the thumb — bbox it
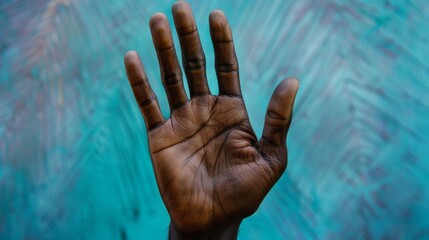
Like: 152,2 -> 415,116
260,77 -> 299,148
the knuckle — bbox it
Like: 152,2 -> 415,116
215,62 -> 238,72
184,57 -> 206,70
163,72 -> 182,85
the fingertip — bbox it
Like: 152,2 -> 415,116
209,9 -> 226,21
209,10 -> 232,41
262,77 -> 299,147
124,51 -> 143,74
124,53 -> 146,87
209,10 -> 227,28
124,50 -> 138,63
172,0 -> 196,33
281,77 -> 299,90
287,77 -> 299,86
149,12 -> 168,28
173,0 -> 188,5
275,77 -> 299,99
172,1 -> 190,13
149,13 -> 174,49
267,77 -> 300,117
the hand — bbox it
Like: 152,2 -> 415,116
124,1 -> 299,239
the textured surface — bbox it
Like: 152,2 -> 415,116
1,0 -> 429,239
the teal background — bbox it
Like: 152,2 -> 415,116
1,0 -> 429,239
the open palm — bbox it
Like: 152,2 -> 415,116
124,1 -> 299,238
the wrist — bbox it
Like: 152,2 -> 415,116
168,220 -> 242,240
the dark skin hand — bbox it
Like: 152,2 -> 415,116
124,2 -> 299,239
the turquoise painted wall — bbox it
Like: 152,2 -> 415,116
1,0 -> 429,239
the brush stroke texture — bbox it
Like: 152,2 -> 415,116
1,0 -> 429,239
